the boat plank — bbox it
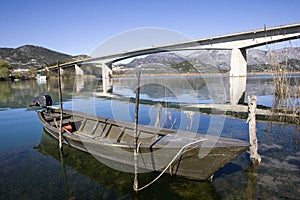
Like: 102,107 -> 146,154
106,125 -> 124,142
82,118 -> 98,135
92,121 -> 108,138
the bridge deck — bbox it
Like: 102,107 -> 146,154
41,22 -> 300,71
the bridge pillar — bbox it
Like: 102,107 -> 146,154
229,76 -> 246,104
229,48 -> 247,77
75,64 -> 84,76
229,48 -> 247,104
102,63 -> 113,93
102,63 -> 113,79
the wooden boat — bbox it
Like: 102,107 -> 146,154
37,108 -> 249,180
36,130 -> 222,199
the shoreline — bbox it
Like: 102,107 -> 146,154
2,71 -> 300,81
112,71 -> 300,78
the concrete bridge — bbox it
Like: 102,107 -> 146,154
43,23 -> 300,104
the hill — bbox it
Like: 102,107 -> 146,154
0,45 -> 87,69
1,45 -> 299,74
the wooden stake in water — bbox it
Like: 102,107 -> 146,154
57,62 -> 63,150
59,148 -> 70,198
133,71 -> 141,192
246,95 -> 261,166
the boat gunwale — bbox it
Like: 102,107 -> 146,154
38,109 -> 249,148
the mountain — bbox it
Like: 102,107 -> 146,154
1,45 -> 299,74
125,53 -> 187,68
187,50 -> 231,72
0,45 -> 86,69
118,47 -> 300,73
247,47 -> 300,72
120,53 -> 196,73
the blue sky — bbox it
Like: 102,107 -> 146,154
1,0 -> 299,55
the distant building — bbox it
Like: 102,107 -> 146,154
13,68 -> 29,73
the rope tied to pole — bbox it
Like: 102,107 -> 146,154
135,138 -> 207,192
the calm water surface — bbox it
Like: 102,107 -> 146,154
0,75 -> 299,199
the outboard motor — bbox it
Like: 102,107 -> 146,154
29,95 -> 53,107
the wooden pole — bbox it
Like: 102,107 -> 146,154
246,95 -> 261,166
133,71 -> 141,192
59,148 -> 70,198
57,61 -> 63,150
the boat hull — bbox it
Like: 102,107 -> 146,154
38,109 -> 249,180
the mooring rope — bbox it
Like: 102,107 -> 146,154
135,138 -> 207,191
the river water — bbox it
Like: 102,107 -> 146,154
0,75 -> 299,199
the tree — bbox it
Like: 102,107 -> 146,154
0,59 -> 12,80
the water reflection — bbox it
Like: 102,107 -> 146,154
1,75 -> 298,109
0,75 -> 299,199
109,76 -> 229,104
213,120 -> 300,199
0,80 -> 69,108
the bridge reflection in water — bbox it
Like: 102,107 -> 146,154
95,74 -> 249,111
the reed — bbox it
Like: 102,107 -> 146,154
267,44 -> 300,124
